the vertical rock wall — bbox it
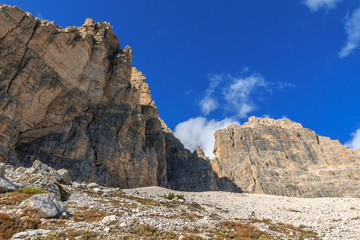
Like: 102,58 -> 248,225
0,4 -> 235,192
212,117 -> 360,197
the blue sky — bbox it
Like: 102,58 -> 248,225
2,0 -> 360,157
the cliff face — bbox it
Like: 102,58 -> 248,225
212,117 -> 360,197
0,4 -> 236,192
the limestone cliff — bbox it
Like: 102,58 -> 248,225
212,116 -> 360,197
0,4 -> 236,192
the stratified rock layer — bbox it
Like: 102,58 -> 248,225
0,4 -> 236,192
212,117 -> 360,197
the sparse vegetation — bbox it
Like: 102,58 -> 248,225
163,193 -> 185,201
176,194 -> 185,200
213,220 -> 269,239
112,192 -> 161,206
0,213 -> 41,239
0,187 -> 48,206
36,229 -> 98,240
72,209 -> 108,222
129,223 -> 178,239
164,192 -> 175,200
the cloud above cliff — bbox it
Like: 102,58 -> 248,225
174,117 -> 239,158
175,70 -> 295,158
303,0 -> 342,11
199,73 -> 268,118
199,74 -> 222,115
223,73 -> 267,118
339,8 -> 360,58
199,72 -> 294,119
346,129 -> 360,149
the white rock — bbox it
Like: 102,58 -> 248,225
87,182 -> 98,188
104,227 -> 110,233
58,169 -> 72,185
32,160 -> 61,182
0,177 -> 18,193
120,222 -> 127,227
11,229 -> 51,240
101,215 -> 118,225
93,188 -> 103,193
17,194 -> 67,218
72,182 -> 82,188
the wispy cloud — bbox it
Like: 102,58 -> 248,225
222,73 -> 267,118
174,117 -> 239,158
199,73 -> 293,119
303,0 -> 342,11
346,129 -> 360,149
199,74 -> 222,115
339,8 -> 360,58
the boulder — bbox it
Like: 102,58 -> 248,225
58,169 -> 72,185
17,194 -> 68,218
0,177 -> 18,193
23,176 -> 61,199
31,160 -> 61,182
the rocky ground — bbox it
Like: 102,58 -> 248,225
0,162 -> 360,240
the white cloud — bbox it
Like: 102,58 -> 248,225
339,8 -> 360,58
303,0 -> 342,11
223,73 -> 267,118
198,72 -> 294,119
346,129 -> 360,149
174,117 -> 239,158
199,74 -> 223,115
199,96 -> 218,115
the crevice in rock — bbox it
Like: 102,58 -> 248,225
6,20 -> 40,95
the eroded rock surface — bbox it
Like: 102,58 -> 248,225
212,116 -> 360,197
0,4 -> 233,192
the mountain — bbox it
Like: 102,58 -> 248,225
1,4 -> 360,198
211,116 -> 360,197
0,4 -> 237,192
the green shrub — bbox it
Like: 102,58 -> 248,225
176,194 -> 185,200
163,193 -> 175,200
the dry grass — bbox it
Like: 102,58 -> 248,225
0,187 -> 48,206
36,229 -> 97,240
128,223 -> 178,240
212,220 -> 270,239
250,219 -> 321,240
0,213 -> 41,239
112,192 -> 161,206
72,209 -> 108,222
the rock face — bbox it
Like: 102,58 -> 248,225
212,116 -> 360,197
0,4 -> 235,192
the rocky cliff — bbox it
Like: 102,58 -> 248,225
211,116 -> 360,197
0,4 -> 236,192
